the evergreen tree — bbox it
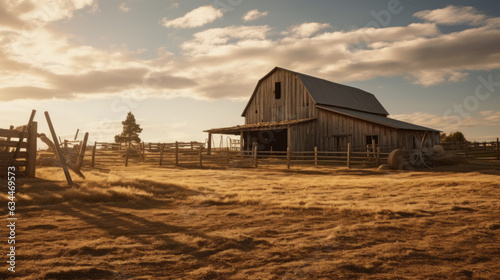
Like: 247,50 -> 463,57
115,112 -> 143,146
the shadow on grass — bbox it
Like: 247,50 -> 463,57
0,178 -> 204,213
58,203 -> 267,261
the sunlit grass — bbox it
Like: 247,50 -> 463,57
0,164 -> 498,279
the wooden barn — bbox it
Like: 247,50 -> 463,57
205,67 -> 440,153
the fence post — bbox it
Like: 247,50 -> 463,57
125,142 -> 129,167
141,142 -> 145,159
91,141 -> 96,168
465,142 -> 469,158
226,147 -> 230,167
376,147 -> 381,166
26,121 -> 37,178
372,139 -> 376,158
200,146 -> 203,167
45,111 -> 73,186
175,141 -> 179,166
253,145 -> 258,168
347,142 -> 351,169
75,132 -> 88,171
497,138 -> 499,160
287,147 -> 291,169
159,144 -> 165,166
314,146 -> 318,168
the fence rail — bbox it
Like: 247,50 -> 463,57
85,141 -> 388,169
442,139 -> 500,159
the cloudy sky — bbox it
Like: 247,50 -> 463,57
1,0 -> 500,146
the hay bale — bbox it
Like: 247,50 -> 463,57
433,145 -> 445,157
387,149 -> 411,170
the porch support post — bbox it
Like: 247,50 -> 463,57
207,132 -> 212,155
240,131 -> 244,155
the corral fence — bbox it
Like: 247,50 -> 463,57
0,122 -> 37,177
442,139 -> 500,160
85,141 -> 389,169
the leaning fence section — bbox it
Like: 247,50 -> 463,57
0,122 -> 37,177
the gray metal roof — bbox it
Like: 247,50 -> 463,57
292,70 -> 389,116
241,67 -> 389,116
317,105 -> 440,132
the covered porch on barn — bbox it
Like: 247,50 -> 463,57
204,118 -> 316,155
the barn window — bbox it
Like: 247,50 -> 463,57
366,135 -> 379,146
274,82 -> 281,99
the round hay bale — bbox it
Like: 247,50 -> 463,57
387,149 -> 402,169
432,145 -> 445,157
387,149 -> 411,170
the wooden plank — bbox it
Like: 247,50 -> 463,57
175,141 -> 179,166
253,144 -> 258,168
125,142 -> 129,167
314,146 -> 318,168
0,140 -> 29,149
25,121 -> 37,178
207,133 -> 212,155
287,147 -> 290,169
45,111 -> 73,186
0,151 -> 28,159
75,132 -> 89,171
0,161 -> 27,167
0,128 -> 28,139
199,147 -> 203,167
347,142 -> 351,168
12,110 -> 36,167
497,138 -> 499,160
91,141 -> 97,168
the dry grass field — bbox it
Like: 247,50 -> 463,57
1,161 -> 499,279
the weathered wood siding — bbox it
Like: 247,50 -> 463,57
244,69 -> 317,124
288,121 -> 316,152
316,109 -> 439,151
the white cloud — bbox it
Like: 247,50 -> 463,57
2,4 -> 500,103
284,22 -> 331,38
161,5 -> 223,29
242,9 -> 268,22
119,3 -> 130,12
0,0 -> 95,30
414,5 -> 487,26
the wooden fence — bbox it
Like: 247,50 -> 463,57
84,141 -> 388,169
442,139 -> 500,160
0,122 -> 37,177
